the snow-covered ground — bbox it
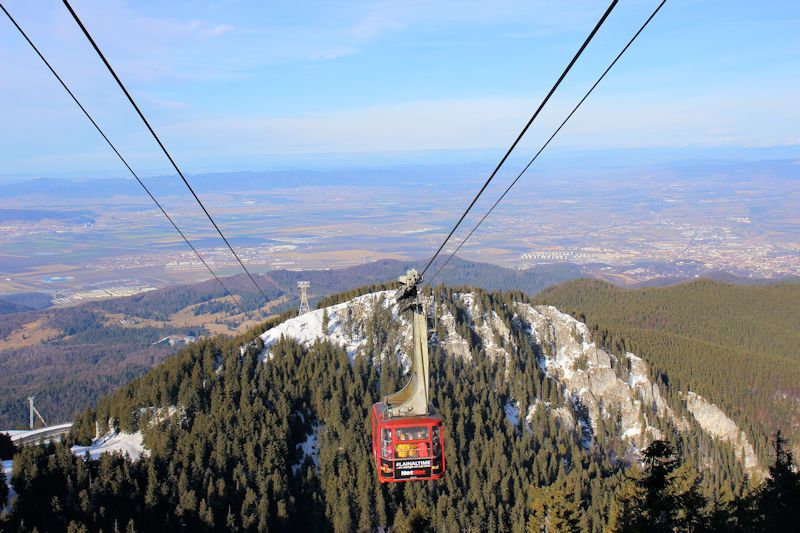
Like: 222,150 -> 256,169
292,422 -> 321,475
259,291 -> 397,363
71,431 -> 148,460
504,400 -> 521,427
1,432 -> 147,509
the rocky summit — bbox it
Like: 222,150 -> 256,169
259,289 -> 762,473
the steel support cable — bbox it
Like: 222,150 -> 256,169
428,0 -> 668,285
419,0 -> 618,278
0,3 -> 251,320
62,0 -> 270,303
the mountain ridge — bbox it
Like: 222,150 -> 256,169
256,289 -> 762,474
4,282 -> 792,531
0,258 -> 583,427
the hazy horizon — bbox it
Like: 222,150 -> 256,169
2,143 -> 799,185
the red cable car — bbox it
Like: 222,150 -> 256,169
371,269 -> 446,483
371,403 -> 445,482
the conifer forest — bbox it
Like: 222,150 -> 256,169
2,282 -> 799,532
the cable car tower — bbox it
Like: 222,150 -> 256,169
297,281 -> 311,314
384,269 -> 430,417
371,269 -> 445,482
28,395 -> 47,429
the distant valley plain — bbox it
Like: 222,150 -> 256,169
1,158 -> 798,301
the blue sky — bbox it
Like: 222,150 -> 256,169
1,0 -> 799,180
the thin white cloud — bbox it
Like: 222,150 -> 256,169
163,97 -> 532,156
195,22 -> 236,38
350,10 -> 407,40
157,85 -> 800,159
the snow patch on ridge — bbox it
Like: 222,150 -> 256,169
626,353 -> 650,388
437,305 -> 472,361
514,303 -> 672,446
72,431 -> 148,460
259,291 -> 399,363
511,302 -> 761,471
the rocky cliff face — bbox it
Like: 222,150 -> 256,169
685,391 -> 760,470
258,290 -> 761,472
260,291 -> 407,364
513,303 -> 673,444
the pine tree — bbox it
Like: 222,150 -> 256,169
240,487 -> 258,530
610,441 -> 707,532
529,480 -> 582,532
66,521 -> 90,533
392,504 -> 431,533
226,507 -> 238,531
0,432 -> 15,460
199,498 -> 215,528
757,431 -> 800,531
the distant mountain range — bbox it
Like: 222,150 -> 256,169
1,165 -> 481,200
2,256 -> 790,318
4,157 -> 798,199
0,208 -> 95,224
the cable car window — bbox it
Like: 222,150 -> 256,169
381,429 -> 392,459
395,427 -> 431,459
396,427 -> 428,441
432,425 -> 441,457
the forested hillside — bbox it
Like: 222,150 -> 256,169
5,285 -> 799,531
0,258 -> 580,428
0,305 -> 207,428
535,279 -> 800,462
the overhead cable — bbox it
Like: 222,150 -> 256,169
428,0 -> 668,285
62,0 -> 271,303
420,0 -> 619,278
0,2 -> 251,319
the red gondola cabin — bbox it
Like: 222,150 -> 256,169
371,402 -> 445,482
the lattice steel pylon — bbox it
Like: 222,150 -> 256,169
297,281 -> 311,314
28,396 -> 46,429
